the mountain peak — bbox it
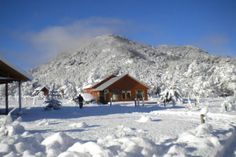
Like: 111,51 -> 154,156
93,34 -> 132,43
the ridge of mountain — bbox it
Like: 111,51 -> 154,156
25,34 -> 236,98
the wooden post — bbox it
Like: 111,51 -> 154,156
200,114 -> 205,124
5,83 -> 8,115
18,81 -> 22,113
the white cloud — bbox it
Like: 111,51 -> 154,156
196,34 -> 234,56
204,35 -> 229,47
28,17 -> 129,59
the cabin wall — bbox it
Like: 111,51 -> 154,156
84,75 -> 148,103
106,75 -> 148,102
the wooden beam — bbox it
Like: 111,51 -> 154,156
18,81 -> 22,113
5,83 -> 8,115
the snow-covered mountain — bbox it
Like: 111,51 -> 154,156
27,34 -> 236,98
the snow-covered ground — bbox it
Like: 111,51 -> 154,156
0,97 -> 236,157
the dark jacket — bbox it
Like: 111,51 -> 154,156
77,95 -> 84,103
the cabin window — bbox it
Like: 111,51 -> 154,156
126,91 -> 131,99
121,90 -> 131,100
122,91 -> 126,100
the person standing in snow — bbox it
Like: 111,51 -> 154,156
77,94 -> 84,109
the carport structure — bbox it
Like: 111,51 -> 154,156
0,56 -> 31,114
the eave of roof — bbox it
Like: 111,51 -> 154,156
0,55 -> 32,81
0,76 -> 15,84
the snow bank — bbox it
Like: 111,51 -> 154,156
164,123 -> 235,157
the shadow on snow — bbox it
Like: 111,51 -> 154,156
21,104 -> 184,122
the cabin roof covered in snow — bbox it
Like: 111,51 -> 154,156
93,74 -> 149,91
94,74 -> 127,91
34,86 -> 48,91
0,55 -> 32,83
84,74 -> 117,89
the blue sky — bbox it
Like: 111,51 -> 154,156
0,0 -> 235,70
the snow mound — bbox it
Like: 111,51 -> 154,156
0,119 -> 45,157
164,145 -> 186,157
97,135 -> 159,157
0,116 -> 25,137
167,124 -> 223,157
69,122 -> 88,128
61,141 -> 111,157
59,134 -> 159,157
136,115 -> 152,123
41,132 -> 75,157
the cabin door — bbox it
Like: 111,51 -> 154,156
136,90 -> 144,100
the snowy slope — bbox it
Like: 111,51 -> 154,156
24,35 -> 236,97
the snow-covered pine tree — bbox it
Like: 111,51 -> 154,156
43,85 -> 62,110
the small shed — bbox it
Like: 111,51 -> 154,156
84,74 -> 149,103
0,56 -> 32,114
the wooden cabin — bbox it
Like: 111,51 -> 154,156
32,86 -> 49,97
84,74 -> 149,103
0,56 -> 31,114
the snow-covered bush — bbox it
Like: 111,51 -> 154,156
221,100 -> 232,112
221,97 -> 236,112
159,87 -> 182,106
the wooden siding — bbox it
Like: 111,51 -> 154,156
84,74 -> 148,103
